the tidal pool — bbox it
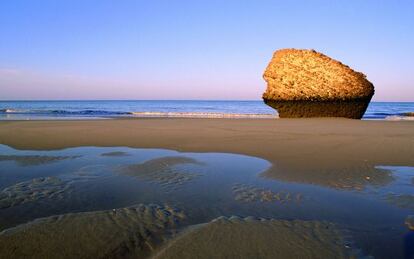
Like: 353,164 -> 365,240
0,144 -> 413,258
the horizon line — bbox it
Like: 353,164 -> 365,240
0,99 -> 413,103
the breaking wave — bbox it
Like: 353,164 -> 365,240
0,109 -> 132,116
130,112 -> 276,118
0,108 -> 276,119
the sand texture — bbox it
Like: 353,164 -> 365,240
232,183 -> 302,203
262,163 -> 394,191
72,164 -> 109,179
0,154 -> 80,166
0,119 -> 413,258
0,119 -> 413,189
384,193 -> 414,210
0,177 -> 70,209
120,157 -> 202,188
154,216 -> 351,259
0,204 -> 185,259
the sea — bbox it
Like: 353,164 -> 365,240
0,100 -> 413,120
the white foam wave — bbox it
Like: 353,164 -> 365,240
0,109 -> 19,113
385,115 -> 414,121
130,112 -> 277,118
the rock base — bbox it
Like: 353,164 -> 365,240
264,98 -> 371,119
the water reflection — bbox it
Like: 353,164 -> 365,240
0,144 -> 413,258
261,163 -> 394,191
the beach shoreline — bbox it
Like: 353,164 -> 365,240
1,118 -> 413,172
1,118 -> 414,258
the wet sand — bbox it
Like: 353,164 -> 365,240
0,204 -> 185,259
232,183 -> 303,203
0,118 -> 413,180
0,205 -> 354,259
119,156 -> 203,189
0,118 -> 414,258
153,216 -> 352,259
0,154 -> 80,167
0,177 -> 70,209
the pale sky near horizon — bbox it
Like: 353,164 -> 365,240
1,1 -> 413,101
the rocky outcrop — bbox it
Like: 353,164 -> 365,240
263,49 -> 374,118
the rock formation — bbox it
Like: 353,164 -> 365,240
263,49 -> 374,118
404,112 -> 414,117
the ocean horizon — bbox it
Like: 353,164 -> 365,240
0,100 -> 413,120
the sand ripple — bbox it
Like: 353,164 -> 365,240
384,193 -> 414,210
0,204 -> 185,259
232,183 -> 302,203
0,154 -> 80,167
154,216 -> 353,259
120,157 -> 203,189
262,163 -> 394,191
0,177 -> 70,209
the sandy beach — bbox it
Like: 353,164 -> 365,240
1,118 -> 414,192
1,118 -> 414,258
0,118 -> 413,172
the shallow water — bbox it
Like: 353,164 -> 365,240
0,144 -> 413,258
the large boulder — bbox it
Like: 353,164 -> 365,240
263,49 -> 374,119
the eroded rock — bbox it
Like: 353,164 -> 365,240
262,49 -> 374,118
403,112 -> 414,117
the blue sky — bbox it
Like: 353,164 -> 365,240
1,0 -> 413,100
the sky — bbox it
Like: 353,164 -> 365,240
0,0 -> 413,101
